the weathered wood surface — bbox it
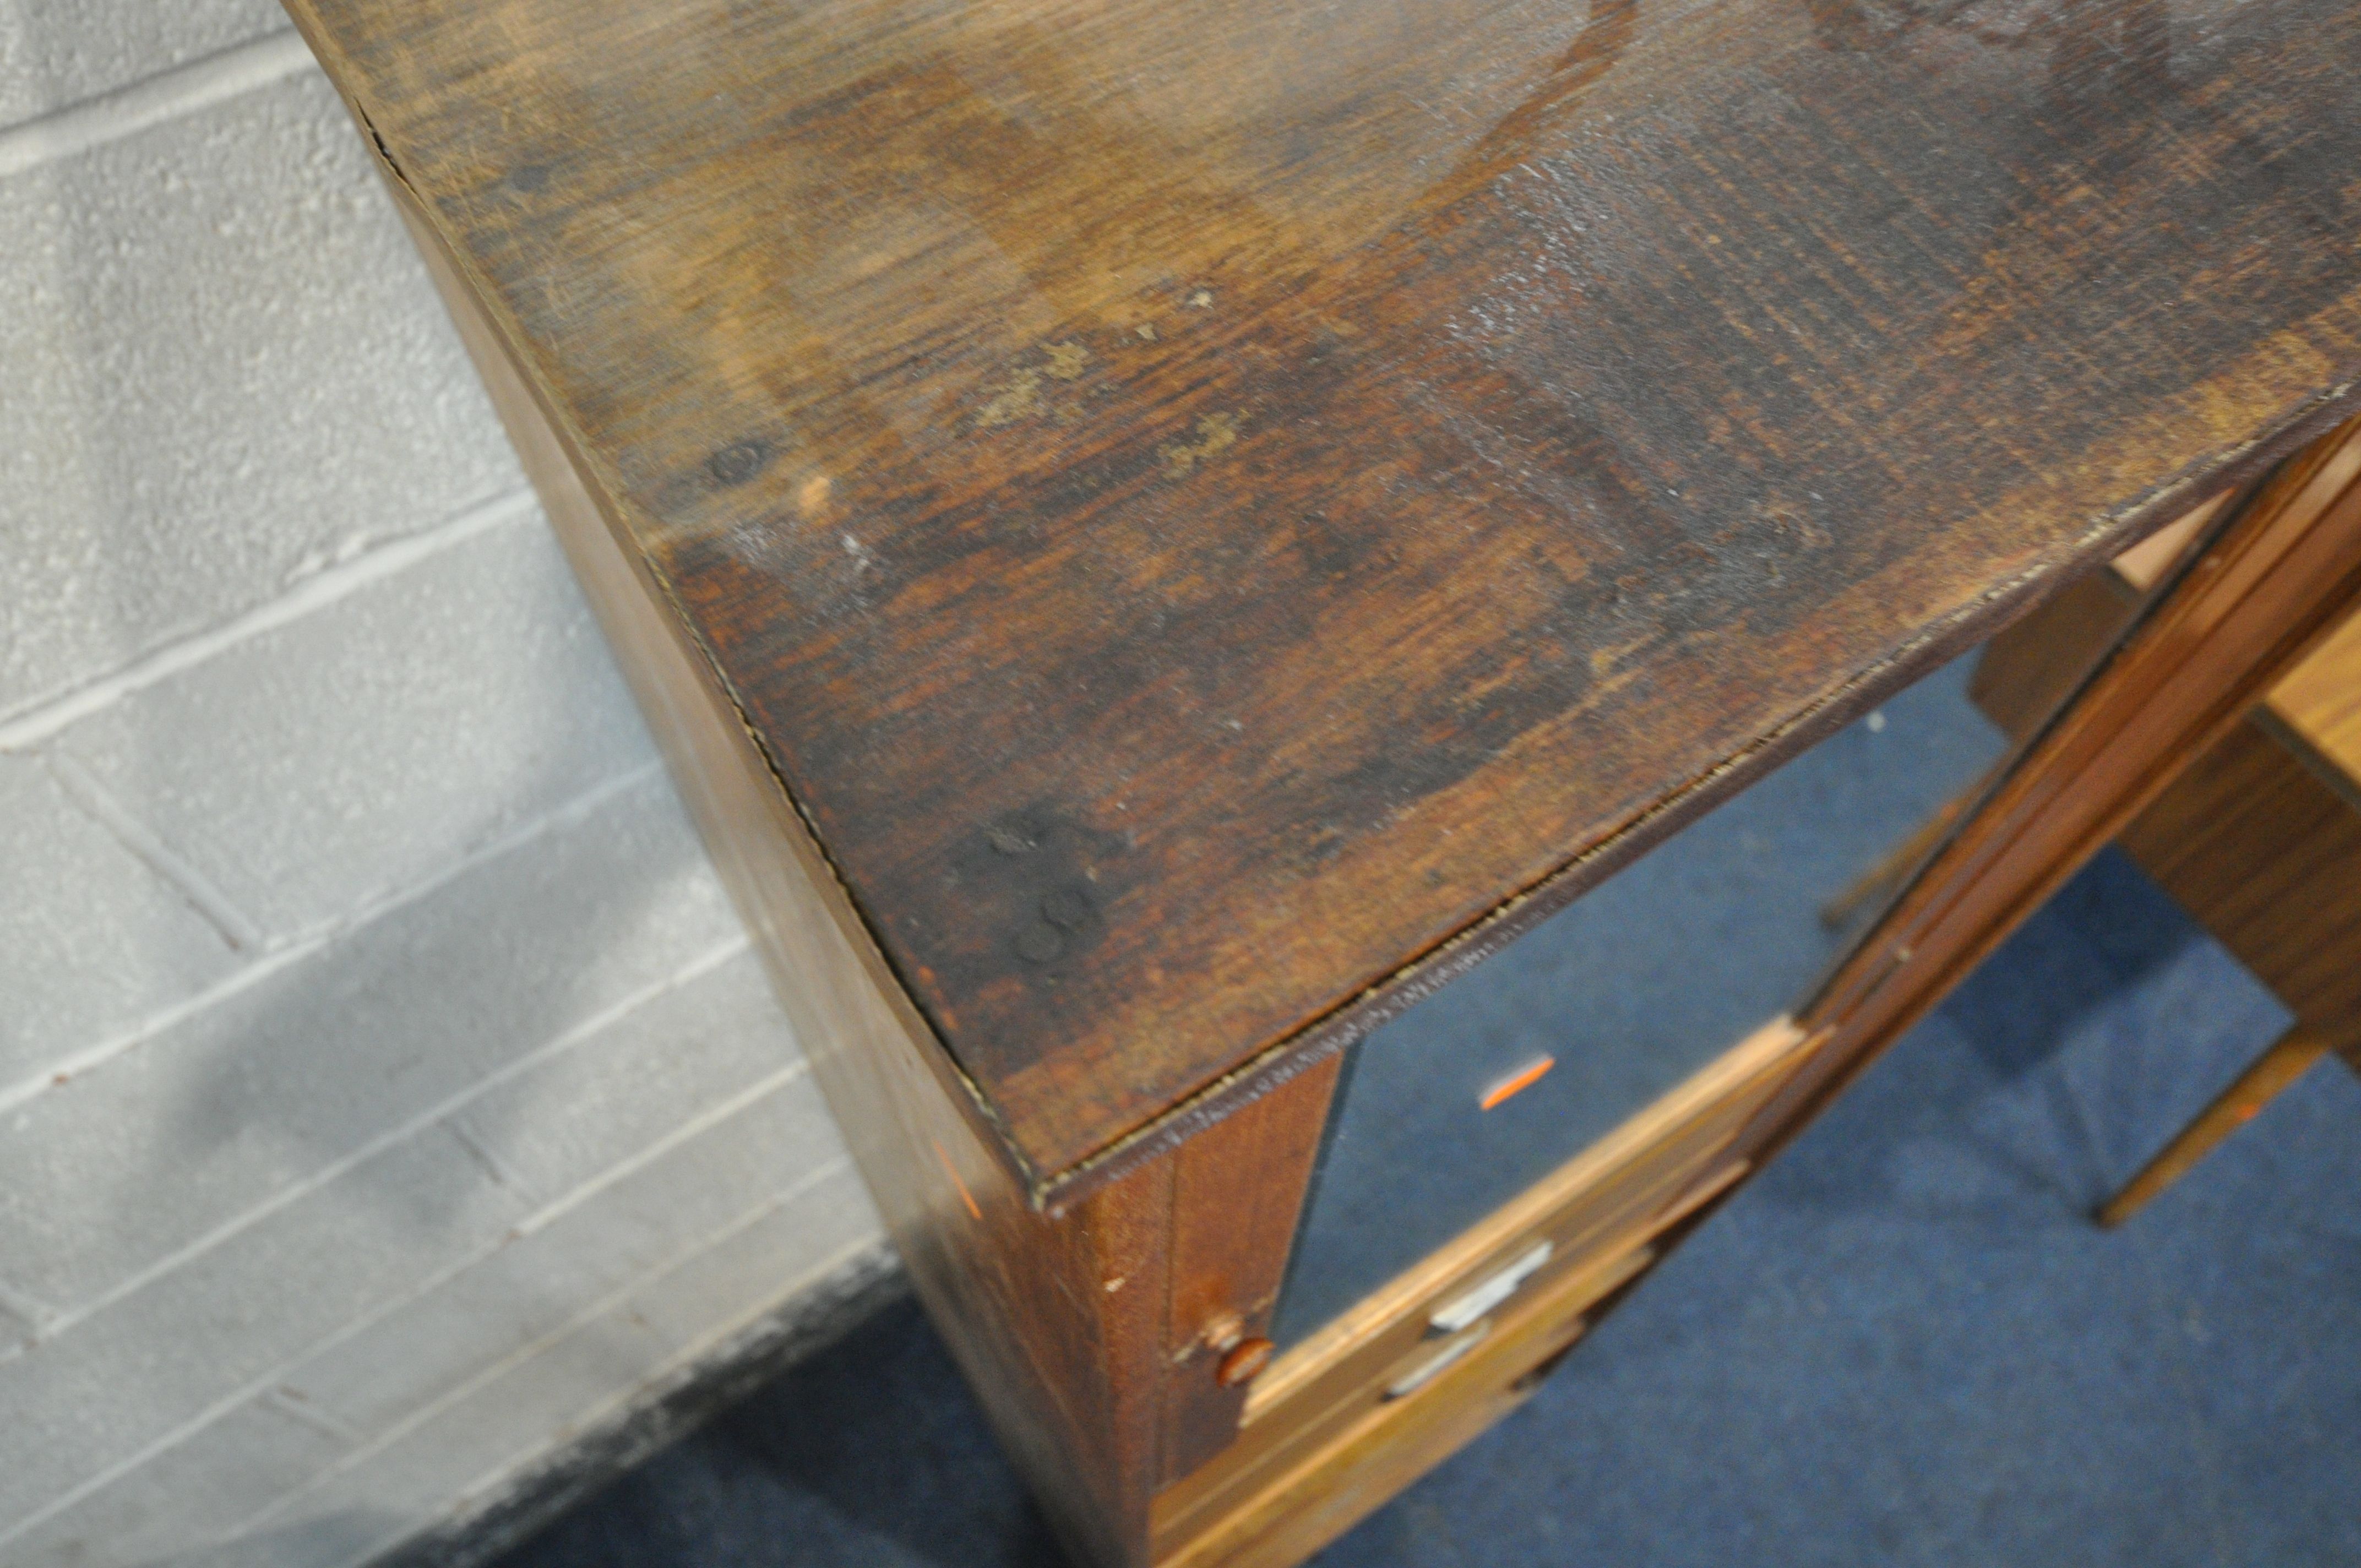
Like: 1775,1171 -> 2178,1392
287,0 -> 2361,1189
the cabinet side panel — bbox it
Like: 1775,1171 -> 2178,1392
378,173 -> 1171,1567
1160,1057 -> 1342,1485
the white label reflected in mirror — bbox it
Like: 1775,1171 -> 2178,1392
1429,1239 -> 1552,1337
1385,1321 -> 1492,1400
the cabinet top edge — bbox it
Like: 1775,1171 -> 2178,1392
286,0 -> 2361,1180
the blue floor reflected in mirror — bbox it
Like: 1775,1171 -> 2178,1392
493,848 -> 2361,1567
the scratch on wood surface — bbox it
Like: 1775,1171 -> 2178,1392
1588,631 -> 1651,676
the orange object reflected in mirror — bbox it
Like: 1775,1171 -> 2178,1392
1479,1057 -> 1555,1112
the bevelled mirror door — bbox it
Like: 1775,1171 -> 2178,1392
1268,499 -> 2227,1351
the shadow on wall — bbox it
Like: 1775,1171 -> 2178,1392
0,764 -> 745,1555
0,0 -> 704,1344
154,777 -> 709,1229
0,12 -> 804,1561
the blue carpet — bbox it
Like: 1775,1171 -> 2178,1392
493,850 -> 2361,1567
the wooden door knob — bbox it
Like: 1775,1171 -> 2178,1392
1215,1337 -> 1275,1387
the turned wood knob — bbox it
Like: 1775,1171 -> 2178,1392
1215,1337 -> 1275,1388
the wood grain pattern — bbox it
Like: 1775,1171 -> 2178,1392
2099,689 -> 2361,1216
2264,607 -> 2361,786
1973,487 -> 2361,1054
1156,1242 -> 1654,1568
285,0 -> 2361,1195
1960,483 -> 2361,1221
1967,566 -> 2146,743
1151,1019 -> 1809,1556
2119,707 -> 2361,1052
1244,1019 -> 1806,1420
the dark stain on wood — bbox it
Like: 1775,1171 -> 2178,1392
944,803 -> 1132,988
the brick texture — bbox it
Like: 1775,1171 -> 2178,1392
0,70 -> 524,723
49,504 -> 657,939
0,753 -> 242,1090
0,2 -> 287,130
0,771 -> 738,1316
5,1402 -> 343,1568
0,24 -> 885,1565
284,1079 -> 852,1440
249,1167 -> 883,1568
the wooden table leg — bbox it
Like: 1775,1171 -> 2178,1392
2097,1024 -> 2334,1228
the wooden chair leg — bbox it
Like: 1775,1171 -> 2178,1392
2096,1024 -> 2333,1228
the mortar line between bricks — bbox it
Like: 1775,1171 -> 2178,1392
262,1387 -> 369,1448
17,930 -> 758,1351
0,1124 -> 847,1555
229,1166 -> 866,1554
0,486 -> 537,753
0,30 -> 315,181
44,751 -> 268,952
0,758 -> 665,1117
0,1280 -> 58,1342
444,1118 -> 537,1202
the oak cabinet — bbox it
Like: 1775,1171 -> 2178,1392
281,0 -> 2361,1559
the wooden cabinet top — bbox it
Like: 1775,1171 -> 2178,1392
288,0 -> 2361,1192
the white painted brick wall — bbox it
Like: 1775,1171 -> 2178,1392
0,1 -> 287,128
282,1076 -> 850,1441
1,65 -> 523,725
0,754 -> 243,1083
0,14 -> 887,1566
47,503 -> 659,938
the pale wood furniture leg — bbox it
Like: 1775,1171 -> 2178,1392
1784,422 -> 2361,1182
2097,1025 -> 2335,1228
